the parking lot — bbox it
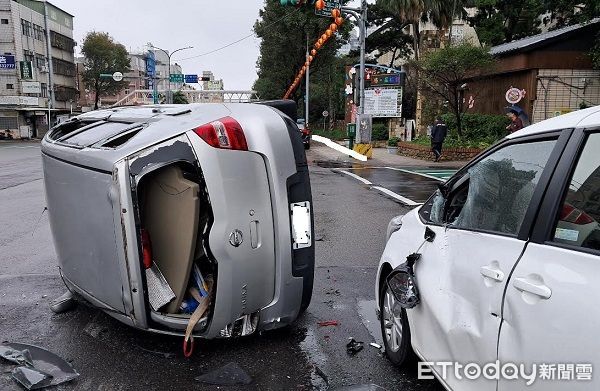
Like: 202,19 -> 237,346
0,141 -> 448,390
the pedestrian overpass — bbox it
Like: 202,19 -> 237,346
112,89 -> 259,107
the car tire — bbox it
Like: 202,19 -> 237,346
304,143 -> 310,150
380,284 -> 414,367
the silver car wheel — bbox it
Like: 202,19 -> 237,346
383,288 -> 403,352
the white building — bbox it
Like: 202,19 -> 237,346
0,0 -> 77,138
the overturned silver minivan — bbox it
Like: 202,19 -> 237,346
41,102 -> 314,345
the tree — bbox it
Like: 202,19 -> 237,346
172,91 -> 189,104
253,0 -> 350,121
81,32 -> 131,109
364,3 -> 413,66
414,43 -> 495,137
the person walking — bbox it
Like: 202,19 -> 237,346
506,109 -> 524,133
431,116 -> 448,162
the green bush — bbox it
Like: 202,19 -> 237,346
372,123 -> 388,141
387,137 -> 400,147
311,127 -> 347,140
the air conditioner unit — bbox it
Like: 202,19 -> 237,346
40,65 -> 49,73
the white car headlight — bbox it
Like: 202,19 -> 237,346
386,215 -> 404,241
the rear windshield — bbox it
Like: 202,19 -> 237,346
58,121 -> 135,147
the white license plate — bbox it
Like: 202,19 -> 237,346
291,201 -> 311,249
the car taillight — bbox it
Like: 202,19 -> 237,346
560,203 -> 595,225
193,117 -> 248,151
141,229 -> 152,269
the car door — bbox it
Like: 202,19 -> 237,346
412,134 -> 564,391
498,129 -> 600,391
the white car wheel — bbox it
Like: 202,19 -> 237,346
380,284 -> 413,366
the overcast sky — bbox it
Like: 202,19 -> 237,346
49,0 -> 364,90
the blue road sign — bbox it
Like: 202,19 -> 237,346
185,74 -> 198,83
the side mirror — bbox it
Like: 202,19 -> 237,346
386,265 -> 420,309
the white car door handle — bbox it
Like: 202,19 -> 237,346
480,265 -> 504,282
513,277 -> 552,299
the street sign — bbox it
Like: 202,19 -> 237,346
170,74 -> 184,83
0,54 -> 16,69
22,81 -> 41,94
369,73 -> 404,87
20,61 -> 33,80
184,74 -> 198,83
315,0 -> 341,17
364,88 -> 402,117
322,110 -> 329,117
112,72 -> 123,82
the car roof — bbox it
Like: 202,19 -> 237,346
507,105 -> 600,139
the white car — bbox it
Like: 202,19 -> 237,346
376,106 -> 600,391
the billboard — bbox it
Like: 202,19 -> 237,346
0,54 -> 16,69
364,88 -> 402,117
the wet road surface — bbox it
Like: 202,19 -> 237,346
0,141 -> 444,390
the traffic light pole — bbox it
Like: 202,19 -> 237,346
306,37 -> 310,127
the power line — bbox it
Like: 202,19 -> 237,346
179,7 -> 302,61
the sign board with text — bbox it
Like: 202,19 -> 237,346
364,88 -> 402,117
368,72 -> 404,87
315,0 -> 341,17
185,74 -> 198,83
0,96 -> 39,106
0,55 -> 16,69
20,61 -> 33,79
170,74 -> 184,83
22,81 -> 41,94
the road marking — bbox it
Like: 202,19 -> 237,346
0,145 -> 39,149
336,169 -> 372,185
372,186 -> 421,206
312,135 -> 367,161
384,167 -> 445,182
335,168 -> 422,206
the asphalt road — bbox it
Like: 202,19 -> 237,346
0,141 -> 444,391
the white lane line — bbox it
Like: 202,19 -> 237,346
312,135 -> 367,161
335,168 -> 421,206
336,169 -> 372,185
372,186 -> 421,206
384,167 -> 445,182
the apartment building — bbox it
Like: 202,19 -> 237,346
0,0 -> 76,138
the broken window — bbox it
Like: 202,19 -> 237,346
445,140 -> 557,235
553,133 -> 600,250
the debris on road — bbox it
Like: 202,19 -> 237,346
196,362 -> 252,385
0,342 -> 79,389
346,338 -> 364,355
317,320 -> 339,327
314,365 -> 329,385
324,288 -> 340,296
369,342 -> 382,349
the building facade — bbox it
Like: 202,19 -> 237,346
0,0 -> 76,138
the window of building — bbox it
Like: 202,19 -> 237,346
6,84 -> 14,90
23,51 -> 34,63
35,54 -> 46,69
41,83 -> 48,98
52,58 -> 76,77
21,19 -> 32,37
50,31 -> 75,53
1,19 -> 9,25
33,24 -> 45,41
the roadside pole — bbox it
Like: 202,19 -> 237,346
43,1 -> 54,129
306,37 -> 310,127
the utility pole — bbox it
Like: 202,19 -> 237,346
43,1 -> 54,128
305,37 -> 310,127
150,45 -> 193,104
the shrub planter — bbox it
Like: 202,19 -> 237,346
398,141 -> 483,161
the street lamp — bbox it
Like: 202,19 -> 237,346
149,45 -> 193,104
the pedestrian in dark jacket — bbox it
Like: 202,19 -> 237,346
431,116 -> 448,162
506,110 -> 524,133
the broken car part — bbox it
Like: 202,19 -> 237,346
49,290 -> 76,314
0,343 -> 79,389
346,338 -> 364,355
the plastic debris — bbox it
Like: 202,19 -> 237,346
12,366 -> 53,390
196,362 -> 252,385
0,343 -> 79,389
317,320 -> 339,327
369,342 -> 382,349
346,338 -> 364,355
